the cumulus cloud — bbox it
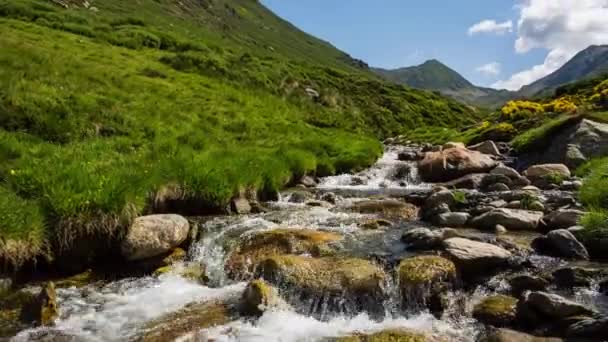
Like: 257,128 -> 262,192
493,0 -> 608,90
475,62 -> 501,76
468,20 -> 513,36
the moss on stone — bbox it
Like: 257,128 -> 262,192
153,262 -> 208,284
240,279 -> 280,316
260,255 -> 385,296
350,200 -> 419,220
226,229 -> 343,279
139,301 -> 231,342
472,295 -> 518,327
398,256 -> 456,287
332,329 -> 430,342
54,269 -> 96,288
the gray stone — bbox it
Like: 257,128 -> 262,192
437,212 -> 471,227
397,151 -> 421,161
231,197 -> 252,215
443,173 -> 486,189
488,200 -> 508,208
401,228 -> 442,250
552,267 -> 608,288
443,237 -> 512,275
299,176 -> 317,188
495,225 -> 507,235
524,164 -> 571,180
484,328 -> 563,342
565,144 -> 587,168
320,192 -> 337,204
471,208 -> 543,231
566,317 -> 608,339
488,183 -> 510,192
425,189 -> 455,209
509,274 -> 548,296
419,147 -> 498,182
543,209 -> 585,230
528,201 -> 545,212
524,291 -> 595,318
540,229 -> 589,260
469,140 -> 501,156
491,165 -> 522,179
288,191 -> 312,203
560,180 -> 583,191
121,215 -> 190,261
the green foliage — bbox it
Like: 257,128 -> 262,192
520,193 -> 539,210
578,157 -> 608,209
511,115 -> 581,153
452,190 -> 467,205
0,0 -> 470,267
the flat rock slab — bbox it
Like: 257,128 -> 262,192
443,237 -> 511,275
471,208 -> 543,231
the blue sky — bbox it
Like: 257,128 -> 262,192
261,1 -> 608,90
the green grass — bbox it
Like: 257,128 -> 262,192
0,0 -> 473,269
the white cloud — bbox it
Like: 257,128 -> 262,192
475,62 -> 501,76
468,20 -> 513,36
493,0 -> 608,91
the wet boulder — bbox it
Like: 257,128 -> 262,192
401,228 -> 457,250
398,256 -> 457,313
349,199 -> 419,220
424,189 -> 455,209
226,229 -> 342,279
139,301 -> 232,342
398,151 -> 423,161
532,230 -> 589,260
471,208 -> 543,231
566,317 -> 608,340
552,267 -> 607,289
330,328 -> 436,342
483,328 -> 563,342
473,295 -> 518,327
19,282 -> 59,326
154,262 -> 208,284
418,147 -> 497,182
508,274 -> 549,297
442,237 -> 512,278
518,292 -> 595,321
239,279 -> 283,316
121,214 -> 190,261
288,190 -> 313,203
230,196 -> 252,214
259,255 -> 386,312
443,173 -> 487,189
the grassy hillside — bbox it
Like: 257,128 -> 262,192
0,0 -> 473,270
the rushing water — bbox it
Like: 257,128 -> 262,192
10,147 -> 605,342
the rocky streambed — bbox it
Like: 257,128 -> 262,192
2,144 -> 608,342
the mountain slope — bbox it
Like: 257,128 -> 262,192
0,0 -> 473,269
374,60 -> 514,107
519,45 -> 608,97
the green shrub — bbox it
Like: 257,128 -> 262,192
579,157 -> 608,209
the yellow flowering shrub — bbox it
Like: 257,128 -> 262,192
501,100 -> 544,120
543,97 -> 577,113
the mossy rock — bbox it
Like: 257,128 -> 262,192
261,255 -> 385,294
153,262 -> 208,284
397,256 -> 457,314
331,329 -> 433,342
54,269 -> 97,289
361,219 -> 394,230
18,282 -> 59,327
138,301 -> 232,342
239,279 -> 282,316
398,256 -> 457,288
349,200 -> 419,220
473,295 -> 518,327
161,247 -> 187,265
226,229 -> 343,279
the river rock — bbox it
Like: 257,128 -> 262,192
259,255 -> 386,312
471,208 -> 543,231
532,230 -> 589,260
566,317 -> 608,339
288,190 -> 312,203
443,173 -> 487,189
442,237 -> 512,276
473,295 -> 518,327
522,292 -> 595,319
121,214 -> 190,261
398,256 -> 456,312
487,183 -> 510,192
299,176 -> 317,188
509,274 -> 549,297
19,282 -> 59,326
398,151 -> 422,161
239,279 -> 282,316
419,147 -> 497,182
140,301 -> 232,342
543,209 -> 584,231
320,192 -> 337,204
401,228 -> 442,250
481,174 -> 513,189
470,140 -> 501,156
349,199 -> 419,220
524,164 -> 571,180
230,196 -> 251,214
436,212 -> 471,227
483,328 -> 563,342
425,189 -> 455,209
491,165 -> 521,179
552,267 -> 607,288
331,328 -> 436,342
226,229 -> 342,279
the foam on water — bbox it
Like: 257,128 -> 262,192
319,147 -> 428,192
202,310 -> 475,342
12,276 -> 246,342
